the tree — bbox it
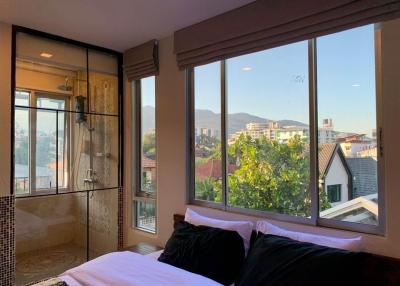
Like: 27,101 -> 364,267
195,177 -> 221,202
223,134 -> 330,216
142,132 -> 156,157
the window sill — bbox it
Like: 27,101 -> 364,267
189,200 -> 385,236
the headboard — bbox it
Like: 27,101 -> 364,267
173,213 -> 400,285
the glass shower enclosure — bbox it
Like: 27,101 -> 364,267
13,29 -> 122,285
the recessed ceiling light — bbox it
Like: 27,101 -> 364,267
40,52 -> 53,58
242,66 -> 252,71
352,84 -> 360,87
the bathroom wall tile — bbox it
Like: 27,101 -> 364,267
0,196 -> 15,286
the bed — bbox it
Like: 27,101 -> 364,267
58,250 -> 222,286
32,211 -> 400,286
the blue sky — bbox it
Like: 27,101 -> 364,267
194,25 -> 376,136
141,76 -> 156,106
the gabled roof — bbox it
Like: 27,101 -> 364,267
318,143 -> 352,181
143,157 -> 156,168
319,143 -> 337,177
320,194 -> 378,224
346,157 -> 377,197
195,159 -> 237,180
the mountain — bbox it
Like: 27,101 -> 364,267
142,106 -> 307,135
142,106 -> 155,133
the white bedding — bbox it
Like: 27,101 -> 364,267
59,251 -> 222,286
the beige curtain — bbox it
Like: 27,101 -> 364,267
174,0 -> 400,69
124,40 -> 158,81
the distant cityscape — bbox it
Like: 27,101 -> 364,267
195,117 -> 377,158
194,115 -> 378,225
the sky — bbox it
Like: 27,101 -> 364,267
194,25 -> 377,137
15,25 -> 377,137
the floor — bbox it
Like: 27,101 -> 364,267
16,243 -> 87,286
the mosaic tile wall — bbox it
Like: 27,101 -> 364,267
118,187 -> 124,250
0,196 -> 15,286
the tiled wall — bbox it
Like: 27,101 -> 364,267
0,196 -> 15,286
118,187 -> 124,249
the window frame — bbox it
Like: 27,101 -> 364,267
327,184 -> 342,203
132,78 -> 157,234
14,89 -> 71,197
187,26 -> 385,235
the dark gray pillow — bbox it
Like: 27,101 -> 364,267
235,233 -> 369,286
158,221 -> 245,285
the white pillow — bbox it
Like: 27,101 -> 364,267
185,208 -> 253,253
256,220 -> 363,251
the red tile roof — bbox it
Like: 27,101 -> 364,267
143,157 -> 156,168
195,159 -> 237,180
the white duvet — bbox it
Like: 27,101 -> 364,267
59,251 -> 223,286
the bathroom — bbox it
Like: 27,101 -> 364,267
13,31 -> 121,285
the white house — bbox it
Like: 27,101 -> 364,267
319,144 -> 352,207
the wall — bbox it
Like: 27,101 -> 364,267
0,22 -> 11,197
124,36 -> 186,246
324,152 -> 349,205
0,21 -> 14,286
124,19 -> 400,259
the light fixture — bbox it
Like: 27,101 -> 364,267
40,52 -> 53,58
242,66 -> 252,71
352,84 -> 360,87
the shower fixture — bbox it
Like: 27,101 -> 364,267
75,95 -> 87,123
83,168 -> 97,187
58,77 -> 73,91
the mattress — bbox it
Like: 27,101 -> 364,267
59,251 -> 222,286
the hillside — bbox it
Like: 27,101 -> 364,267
142,106 -> 307,135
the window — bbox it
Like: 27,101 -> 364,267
14,90 -> 69,195
189,24 -> 383,233
133,76 -> 157,233
327,185 -> 342,203
193,62 -> 222,203
226,41 -> 310,217
317,25 -> 379,226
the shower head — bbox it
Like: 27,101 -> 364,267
58,77 -> 73,91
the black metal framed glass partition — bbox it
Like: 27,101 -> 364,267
12,27 -> 122,286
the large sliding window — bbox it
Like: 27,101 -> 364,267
133,76 -> 157,233
14,90 -> 70,195
189,24 -> 384,233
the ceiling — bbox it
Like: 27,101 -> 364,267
0,0 -> 255,52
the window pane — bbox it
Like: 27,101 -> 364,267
226,41 -> 310,217
317,25 -> 378,225
15,92 -> 30,195
194,62 -> 222,202
141,76 -> 156,194
35,109 -> 57,190
36,96 -> 68,190
135,200 -> 156,233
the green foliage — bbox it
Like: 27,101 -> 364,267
195,177 -> 221,202
196,134 -> 330,217
196,134 -> 221,158
142,172 -> 156,193
143,132 -> 156,157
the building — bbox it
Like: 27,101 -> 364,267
142,157 -> 156,192
346,157 -> 377,198
229,119 -> 336,144
195,159 -> 237,181
319,144 -> 353,206
338,134 -> 376,157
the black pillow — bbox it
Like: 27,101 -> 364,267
235,233 -> 370,286
158,221 -> 245,285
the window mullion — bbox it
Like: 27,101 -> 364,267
221,60 -> 228,209
30,92 -> 37,195
135,80 -> 142,196
308,38 -> 319,225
